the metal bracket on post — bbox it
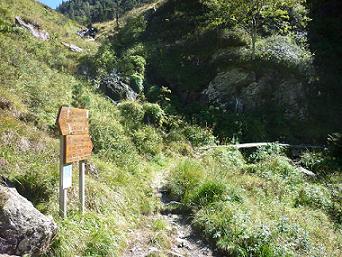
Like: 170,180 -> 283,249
79,160 -> 86,213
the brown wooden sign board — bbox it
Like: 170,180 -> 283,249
57,106 -> 89,135
57,106 -> 92,218
64,134 -> 93,164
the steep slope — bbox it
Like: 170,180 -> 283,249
57,0 -> 155,24
0,0 -> 209,256
97,0 -> 330,143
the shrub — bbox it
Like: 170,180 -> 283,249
295,183 -> 332,211
168,159 -> 206,201
118,54 -> 146,77
72,84 -> 91,109
12,167 -> 58,209
143,103 -> 165,127
117,101 -> 144,125
182,125 -> 216,147
256,35 -> 313,74
132,126 -> 163,156
249,143 -> 286,162
184,181 -> 227,208
94,43 -> 117,75
328,133 -> 342,161
129,73 -> 144,93
90,117 -> 138,166
193,202 -> 278,257
203,148 -> 245,168
218,27 -> 250,47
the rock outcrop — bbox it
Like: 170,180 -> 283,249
15,17 -> 49,41
99,72 -> 138,102
0,185 -> 57,256
203,68 -> 307,119
61,42 -> 83,52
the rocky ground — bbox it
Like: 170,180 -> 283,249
122,170 -> 220,257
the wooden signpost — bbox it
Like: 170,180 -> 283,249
57,106 -> 93,218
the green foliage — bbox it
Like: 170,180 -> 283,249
118,100 -> 145,125
132,126 -> 163,156
90,112 -> 139,166
72,84 -> 91,108
203,148 -> 246,168
182,126 -> 216,147
94,43 -> 117,75
184,181 -> 227,208
167,150 -> 341,257
57,0 -> 153,24
143,103 -> 165,127
295,183 -> 332,211
118,54 -> 146,76
129,72 -> 144,93
202,0 -> 308,60
168,159 -> 206,201
256,35 -> 313,73
249,143 -> 286,162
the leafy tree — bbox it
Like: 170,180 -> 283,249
202,0 -> 307,59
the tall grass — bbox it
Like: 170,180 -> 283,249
166,147 -> 342,257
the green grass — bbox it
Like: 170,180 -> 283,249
166,147 -> 342,256
1,1 -> 341,257
0,0 -> 200,256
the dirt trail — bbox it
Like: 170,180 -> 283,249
122,169 -> 220,257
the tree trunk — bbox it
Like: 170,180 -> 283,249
251,17 -> 257,61
115,1 -> 120,28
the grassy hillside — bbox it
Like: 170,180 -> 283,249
167,146 -> 342,256
0,0 -> 209,256
0,0 -> 341,257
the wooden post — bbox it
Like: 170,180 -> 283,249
79,160 -> 86,213
57,107 -> 93,218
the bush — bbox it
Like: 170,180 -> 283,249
94,43 -> 117,75
117,101 -> 144,125
328,133 -> 342,161
90,117 -> 138,166
168,159 -> 206,201
203,148 -> 245,168
132,126 -> 163,156
249,143 -> 286,162
295,183 -> 332,211
184,181 -> 227,208
118,54 -> 146,77
218,27 -> 250,47
143,103 -> 165,127
256,35 -> 313,73
182,125 -> 216,147
129,73 -> 144,93
72,84 -> 91,109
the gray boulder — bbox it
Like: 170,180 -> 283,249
15,17 -> 49,41
99,72 -> 138,102
203,67 -> 307,118
61,42 -> 83,52
0,185 -> 57,256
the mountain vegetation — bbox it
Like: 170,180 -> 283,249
0,0 -> 341,256
57,0 -> 155,24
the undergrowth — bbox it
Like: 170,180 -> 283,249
0,0 -> 211,256
166,146 -> 342,257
